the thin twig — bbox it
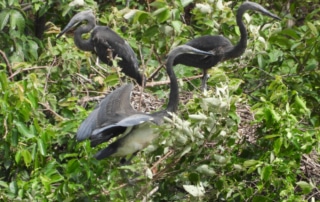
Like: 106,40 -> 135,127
151,150 -> 174,171
39,102 -> 67,121
147,64 -> 165,81
146,74 -> 203,87
44,57 -> 57,93
142,186 -> 159,202
9,66 -> 48,80
78,95 -> 105,106
0,50 -> 13,80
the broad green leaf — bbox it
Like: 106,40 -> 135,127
150,0 -> 167,8
306,21 -> 318,36
21,149 -> 32,167
27,40 -> 39,60
183,184 -> 205,197
15,150 -> 21,163
172,20 -> 182,33
261,165 -> 272,181
243,160 -> 260,167
196,164 -> 216,176
296,181 -> 313,194
143,25 -> 159,38
15,122 -> 35,139
294,94 -> 311,116
37,139 -> 47,156
132,10 -> 151,24
49,174 -> 64,183
280,29 -> 300,40
9,181 -> 18,194
0,10 -> 10,30
153,7 -> 170,23
273,137 -> 282,154
179,145 -> 191,157
0,181 -> 8,188
214,154 -> 228,164
10,10 -> 25,32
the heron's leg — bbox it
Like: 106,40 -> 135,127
126,0 -> 130,7
201,69 -> 209,92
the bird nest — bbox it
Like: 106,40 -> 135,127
130,85 -> 194,113
236,102 -> 261,144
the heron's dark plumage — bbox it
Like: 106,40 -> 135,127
57,10 -> 143,85
174,1 -> 281,90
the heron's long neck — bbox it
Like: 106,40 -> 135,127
74,22 -> 95,51
225,7 -> 248,59
165,58 -> 179,113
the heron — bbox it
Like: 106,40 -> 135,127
76,45 -> 214,161
57,10 -> 144,86
174,1 -> 281,91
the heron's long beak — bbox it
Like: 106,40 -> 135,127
189,47 -> 216,56
57,20 -> 80,38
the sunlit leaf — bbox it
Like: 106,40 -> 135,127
38,139 -> 47,156
306,21 -> 318,36
10,10 -> 25,32
15,122 -> 35,139
296,181 -> 313,194
183,184 -> 205,197
0,10 -> 10,30
21,149 -> 32,167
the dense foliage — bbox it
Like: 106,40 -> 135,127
0,0 -> 319,201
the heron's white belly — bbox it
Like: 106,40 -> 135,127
113,123 -> 158,157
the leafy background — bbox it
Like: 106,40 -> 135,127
0,0 -> 319,201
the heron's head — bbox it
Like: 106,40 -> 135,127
239,1 -> 281,21
57,9 -> 96,38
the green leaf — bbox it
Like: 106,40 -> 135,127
243,160 -> 260,167
9,181 -> 18,195
261,165 -> 272,181
296,181 -> 313,194
143,25 -> 159,38
153,7 -> 170,23
27,40 -> 39,60
196,165 -> 216,176
132,10 -> 151,24
0,181 -> 8,188
15,150 -> 21,163
0,10 -> 10,30
172,20 -> 182,33
21,149 -> 32,167
294,94 -> 311,116
10,10 -> 25,32
150,0 -> 167,8
183,184 -> 205,197
306,21 -> 318,36
273,137 -> 282,154
15,121 -> 35,139
37,139 -> 47,156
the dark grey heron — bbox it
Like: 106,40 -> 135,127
76,45 -> 214,161
174,1 -> 281,91
57,10 -> 144,86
